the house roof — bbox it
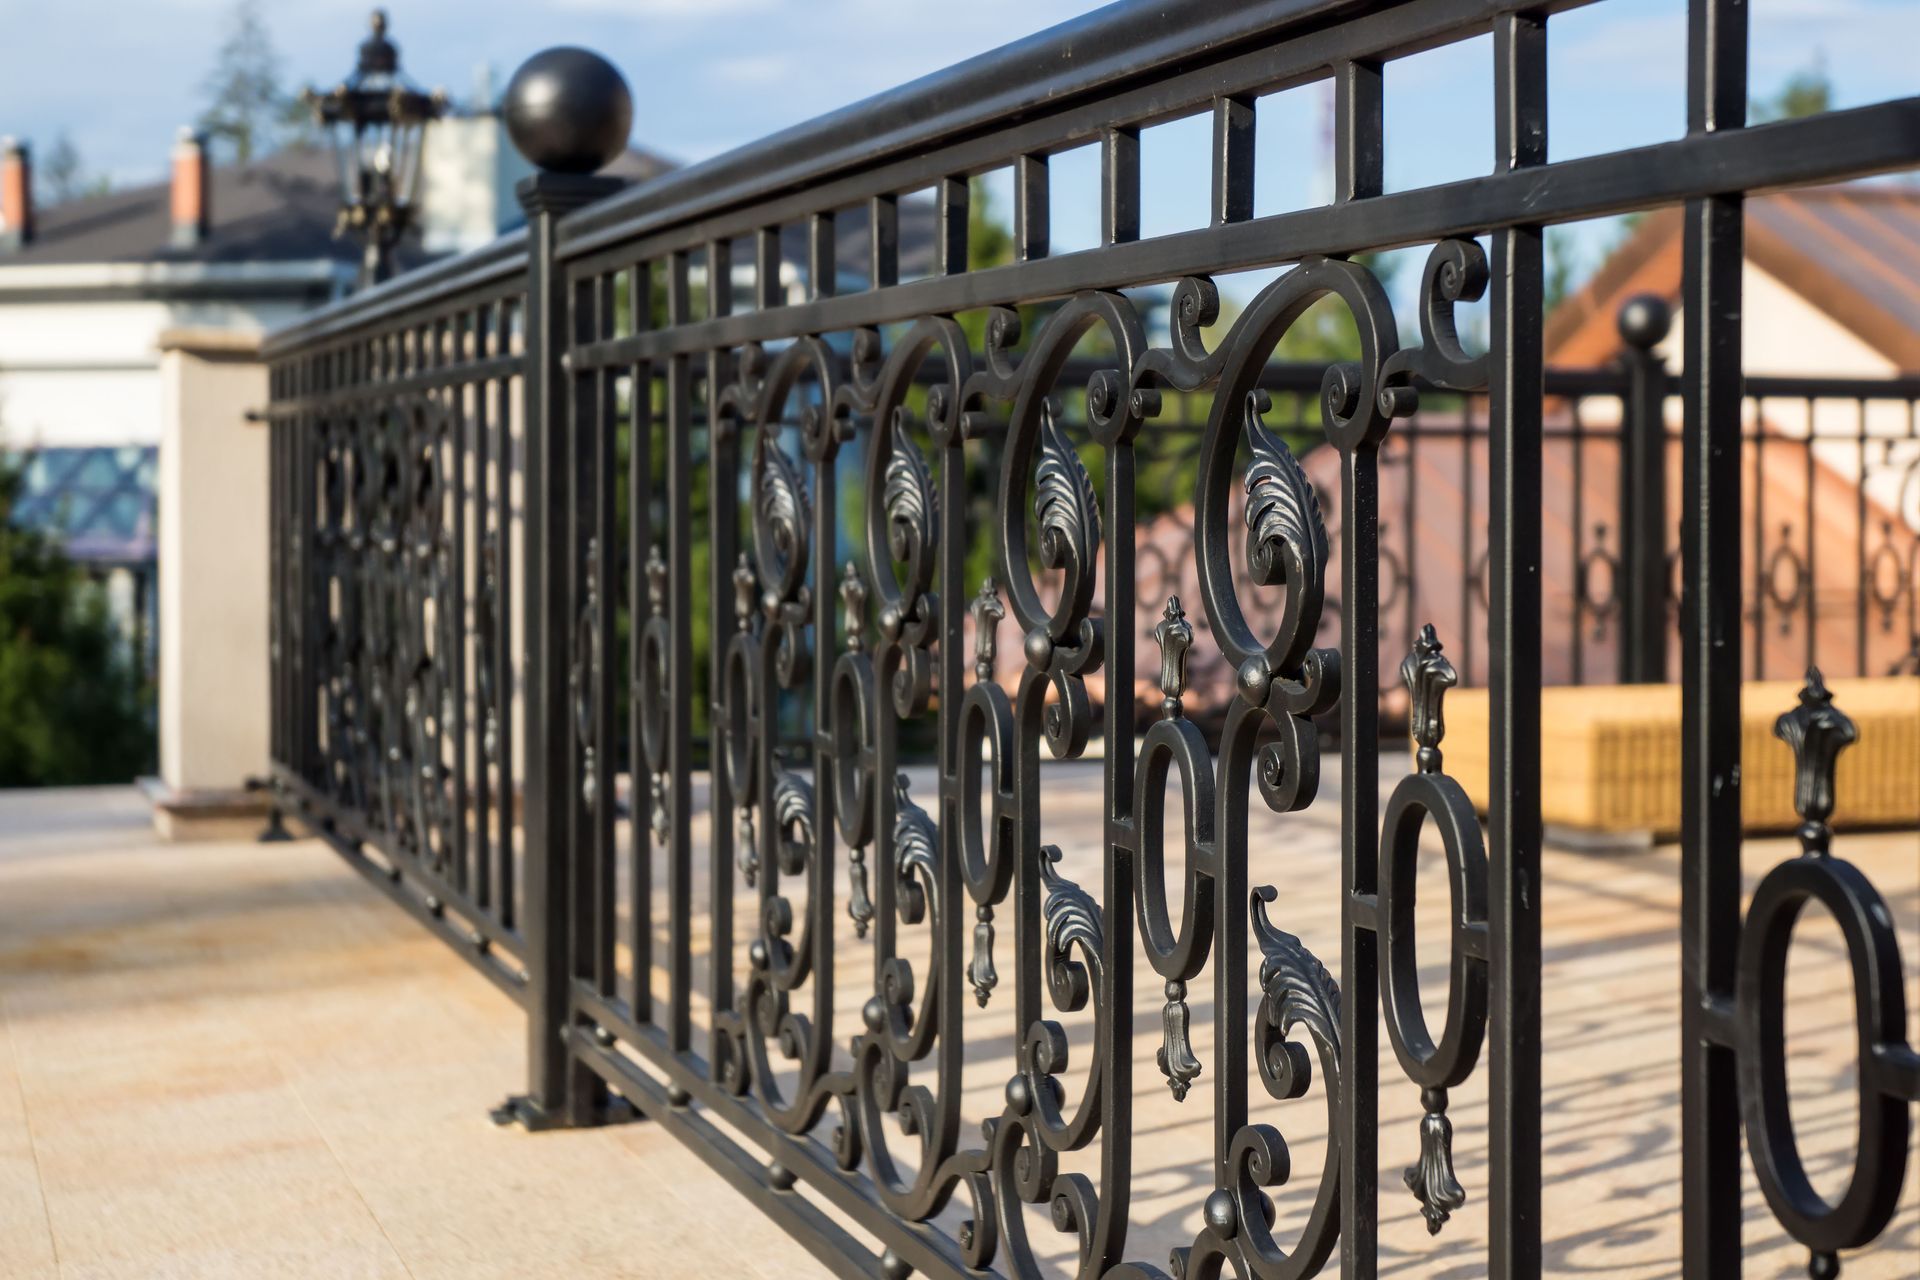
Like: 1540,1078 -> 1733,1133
1546,184 -> 1920,371
0,137 -> 680,272
3,145 -> 374,269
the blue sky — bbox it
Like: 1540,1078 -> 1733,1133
0,0 -> 1913,295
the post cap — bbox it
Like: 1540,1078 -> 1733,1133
503,47 -> 632,176
1616,294 -> 1672,350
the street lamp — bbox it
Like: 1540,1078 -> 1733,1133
303,10 -> 445,289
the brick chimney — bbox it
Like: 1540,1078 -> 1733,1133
170,128 -> 209,249
1,138 -> 31,250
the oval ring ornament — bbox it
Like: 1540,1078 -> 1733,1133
1377,625 -> 1488,1235
1736,671 -> 1919,1277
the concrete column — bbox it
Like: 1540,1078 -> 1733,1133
149,329 -> 272,840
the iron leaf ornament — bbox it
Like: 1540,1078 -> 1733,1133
1034,397 -> 1101,582
1242,389 -> 1327,592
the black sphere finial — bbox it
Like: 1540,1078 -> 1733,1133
1617,293 -> 1673,350
504,48 -> 633,176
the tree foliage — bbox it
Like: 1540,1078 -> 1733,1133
41,134 -> 110,204
0,456 -> 152,786
1752,57 -> 1833,124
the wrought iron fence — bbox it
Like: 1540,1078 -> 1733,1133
1116,354 -> 1920,707
263,1 -> 1920,1276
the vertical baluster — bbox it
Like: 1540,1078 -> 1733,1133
1211,94 -> 1254,227
936,176 -> 968,277
708,249 -> 741,1068
1754,398 -> 1768,676
451,313 -> 471,901
1854,400 -> 1868,676
1103,126 -> 1140,246
495,298 -> 517,933
1332,51 -> 1383,1278
630,261 -> 655,1022
566,269 -> 612,1116
1015,153 -> 1048,262
1405,424 -> 1421,669
810,211 -> 836,299
269,375 -> 282,775
667,248 -> 695,1057
1572,395 -> 1587,683
592,273 -> 619,1003
1805,400 -> 1818,672
473,304 -> 493,916
1490,12 -> 1547,1277
1461,404 -> 1477,681
1679,0 -> 1750,1268
870,194 -> 899,289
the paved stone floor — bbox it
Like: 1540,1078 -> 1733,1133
0,776 -> 1913,1278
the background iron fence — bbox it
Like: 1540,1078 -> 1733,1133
263,1 -> 1919,1276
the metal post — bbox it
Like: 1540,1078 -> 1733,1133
492,47 -> 631,1132
1617,295 -> 1673,684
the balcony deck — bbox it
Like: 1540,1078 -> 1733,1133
0,780 -> 1912,1278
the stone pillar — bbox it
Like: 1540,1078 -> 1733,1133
148,329 -> 273,841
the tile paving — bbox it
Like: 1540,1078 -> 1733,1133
0,774 -> 1912,1277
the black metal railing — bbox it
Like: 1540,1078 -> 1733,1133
263,2 -> 1920,1276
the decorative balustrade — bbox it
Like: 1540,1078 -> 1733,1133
264,2 -> 1919,1275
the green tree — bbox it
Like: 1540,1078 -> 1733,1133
0,456 -> 152,785
1752,56 -> 1832,124
197,0 -> 306,164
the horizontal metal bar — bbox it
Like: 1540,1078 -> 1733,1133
567,95 -> 1920,366
276,767 -> 528,966
567,990 -> 978,1279
567,1031 -> 889,1278
263,232 -> 528,357
1741,373 -> 1920,399
257,353 -> 525,416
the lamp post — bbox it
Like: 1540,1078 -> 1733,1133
302,10 -> 444,289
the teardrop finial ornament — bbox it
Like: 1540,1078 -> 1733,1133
968,904 -> 998,1008
1404,1086 -> 1466,1234
1153,595 -> 1193,719
1402,623 -> 1457,775
1774,667 -> 1857,856
732,553 -> 758,625
840,561 -> 868,653
1156,978 -> 1203,1102
970,577 -> 1005,681
847,844 -> 874,938
645,543 -> 668,615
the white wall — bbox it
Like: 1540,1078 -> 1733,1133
0,294 -> 312,448
420,115 -> 533,256
1655,262 -> 1917,529
157,334 -> 269,794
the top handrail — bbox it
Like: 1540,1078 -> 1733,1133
552,0 -> 1376,253
261,226 -> 529,358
